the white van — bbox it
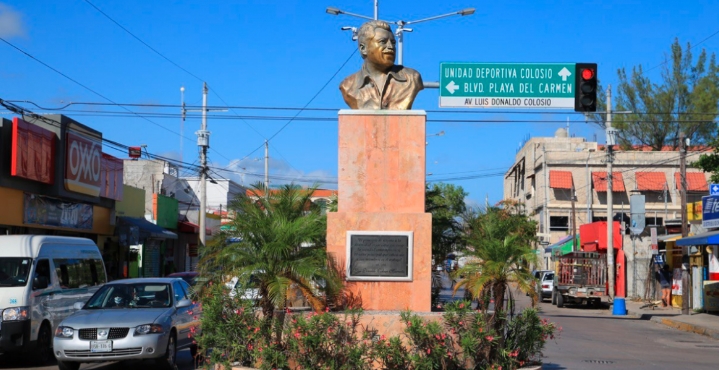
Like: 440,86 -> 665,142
0,235 -> 107,363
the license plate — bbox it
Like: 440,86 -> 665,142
578,288 -> 587,293
90,340 -> 113,353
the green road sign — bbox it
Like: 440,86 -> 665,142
439,62 -> 577,108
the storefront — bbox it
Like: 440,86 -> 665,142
117,216 -> 177,278
0,116 -> 121,246
673,195 -> 719,312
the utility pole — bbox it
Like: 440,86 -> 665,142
184,83 -> 226,248
571,181 -> 577,251
606,85 -> 616,300
680,132 -> 689,315
264,140 -> 270,196
180,86 -> 185,164
197,82 -> 210,248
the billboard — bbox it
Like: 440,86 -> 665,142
11,117 -> 55,184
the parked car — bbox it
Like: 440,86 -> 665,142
53,278 -> 201,370
226,274 -> 260,303
539,272 -> 555,302
0,235 -> 106,364
527,269 -> 552,297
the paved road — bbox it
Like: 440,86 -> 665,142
537,297 -> 719,370
0,348 -> 198,370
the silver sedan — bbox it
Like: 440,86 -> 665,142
52,278 -> 201,370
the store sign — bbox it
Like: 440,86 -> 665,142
11,117 -> 55,184
702,195 -> 719,229
23,193 -> 93,230
65,131 -> 102,196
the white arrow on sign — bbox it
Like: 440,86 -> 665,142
712,184 -> 719,195
445,81 -> 459,94
558,67 -> 572,81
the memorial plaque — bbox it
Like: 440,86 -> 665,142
346,231 -> 413,281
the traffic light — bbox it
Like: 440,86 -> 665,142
574,63 -> 597,112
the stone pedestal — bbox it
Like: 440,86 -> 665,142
327,110 -> 432,312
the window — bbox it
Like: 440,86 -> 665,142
53,258 -> 106,289
0,257 -> 32,287
172,281 -> 187,303
646,217 -> 664,227
179,280 -> 194,300
549,216 -> 569,231
33,259 -> 51,290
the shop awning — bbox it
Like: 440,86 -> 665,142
119,216 -> 177,240
549,171 -> 573,189
544,235 -> 578,255
657,234 -> 682,242
635,172 -> 666,191
592,172 -> 626,192
676,230 -> 719,246
674,172 -> 709,192
177,221 -> 212,236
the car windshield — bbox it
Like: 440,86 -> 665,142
84,283 -> 172,309
0,258 -> 32,287
544,273 -> 554,281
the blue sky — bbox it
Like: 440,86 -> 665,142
1,0 -> 718,206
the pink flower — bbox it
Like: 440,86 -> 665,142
426,348 -> 431,354
459,303 -> 465,308
485,335 -> 494,341
380,335 -> 386,341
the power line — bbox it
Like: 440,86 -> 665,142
0,36 -> 190,140
644,28 -> 719,74
11,100 -> 719,117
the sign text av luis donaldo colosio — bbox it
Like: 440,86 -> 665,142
439,62 -> 577,109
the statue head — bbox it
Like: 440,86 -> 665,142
357,20 -> 396,70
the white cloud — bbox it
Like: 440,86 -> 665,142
0,3 -> 27,39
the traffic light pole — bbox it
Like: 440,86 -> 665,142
606,85 -> 616,300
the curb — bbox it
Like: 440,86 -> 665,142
626,308 -> 719,341
649,316 -> 719,341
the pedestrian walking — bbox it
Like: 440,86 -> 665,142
656,264 -> 672,308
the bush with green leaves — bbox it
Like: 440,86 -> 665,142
195,281 -> 263,368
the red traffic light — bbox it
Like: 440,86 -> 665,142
581,68 -> 595,81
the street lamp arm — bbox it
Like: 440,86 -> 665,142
325,7 -> 375,21
401,8 -> 475,26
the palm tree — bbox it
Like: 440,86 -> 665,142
200,183 -> 342,325
454,201 -> 538,327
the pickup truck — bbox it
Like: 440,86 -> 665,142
551,251 -> 606,308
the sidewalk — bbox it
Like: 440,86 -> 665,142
622,299 -> 719,341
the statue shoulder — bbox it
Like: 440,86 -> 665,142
400,66 -> 423,88
340,70 -> 362,92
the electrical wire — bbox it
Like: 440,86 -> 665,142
0,36 -> 189,140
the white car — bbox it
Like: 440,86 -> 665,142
53,278 -> 201,370
539,272 -> 555,302
226,275 -> 260,302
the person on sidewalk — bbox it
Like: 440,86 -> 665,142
656,264 -> 672,308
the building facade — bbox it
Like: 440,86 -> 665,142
504,128 -> 711,298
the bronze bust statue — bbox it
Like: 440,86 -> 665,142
339,20 -> 423,110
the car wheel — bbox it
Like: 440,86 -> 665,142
159,331 -> 177,370
33,322 -> 53,365
190,343 -> 198,358
57,360 -> 81,370
551,290 -> 557,305
557,293 -> 565,308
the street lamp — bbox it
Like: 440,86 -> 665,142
326,6 -> 475,65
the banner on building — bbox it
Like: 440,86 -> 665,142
704,281 -> 719,312
11,117 -> 55,184
23,193 -> 93,230
671,268 -> 683,296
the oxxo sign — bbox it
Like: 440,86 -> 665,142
65,131 -> 102,196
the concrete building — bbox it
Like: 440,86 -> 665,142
504,128 -> 711,298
